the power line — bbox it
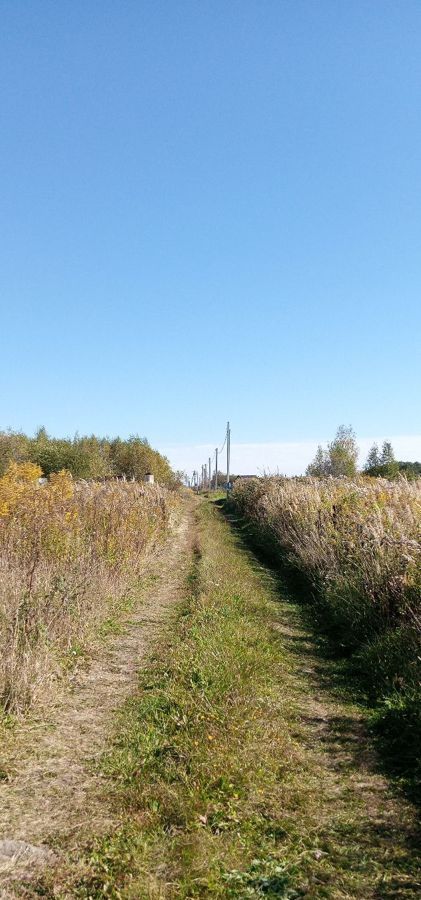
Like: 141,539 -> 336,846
218,433 -> 227,454
226,421 -> 231,499
194,422 -> 231,494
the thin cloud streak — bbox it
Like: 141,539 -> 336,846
160,436 -> 421,477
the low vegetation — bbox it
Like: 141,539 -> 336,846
0,462 -> 178,715
230,474 -> 421,791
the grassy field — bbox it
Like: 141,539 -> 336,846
33,496 -> 419,899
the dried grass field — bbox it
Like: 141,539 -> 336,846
0,463 -> 178,715
230,475 -> 421,790
0,475 -> 419,898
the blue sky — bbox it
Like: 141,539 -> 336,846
1,1 -> 420,474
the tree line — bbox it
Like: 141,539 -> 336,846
0,428 -> 178,486
306,425 -> 420,479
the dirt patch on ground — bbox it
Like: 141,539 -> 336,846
0,500 -> 196,895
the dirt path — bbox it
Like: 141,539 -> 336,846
1,499 -> 419,898
0,500 -> 196,895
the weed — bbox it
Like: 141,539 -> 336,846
0,464 -> 178,714
230,475 -> 421,787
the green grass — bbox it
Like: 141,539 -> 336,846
37,500 -> 419,899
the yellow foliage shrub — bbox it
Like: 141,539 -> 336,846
0,462 -> 43,516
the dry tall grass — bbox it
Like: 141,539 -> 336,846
231,476 -> 421,724
0,463 -> 177,714
232,476 -> 420,641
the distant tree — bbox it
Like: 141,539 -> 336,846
327,425 -> 358,477
306,426 -> 358,478
306,445 -> 328,476
28,430 -> 60,475
380,441 -> 394,465
29,430 -> 80,476
364,443 -> 380,472
397,461 -> 421,479
364,440 -> 400,479
109,435 -> 175,485
0,428 -> 176,485
73,435 -> 112,479
0,430 -> 30,475
379,440 -> 399,478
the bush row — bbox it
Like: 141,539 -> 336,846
0,428 -> 177,486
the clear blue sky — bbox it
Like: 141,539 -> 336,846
1,1 -> 420,468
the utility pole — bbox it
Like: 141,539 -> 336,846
215,448 -> 218,491
208,457 -> 211,491
226,421 -> 231,499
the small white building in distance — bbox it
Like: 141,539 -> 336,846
144,472 -> 154,484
